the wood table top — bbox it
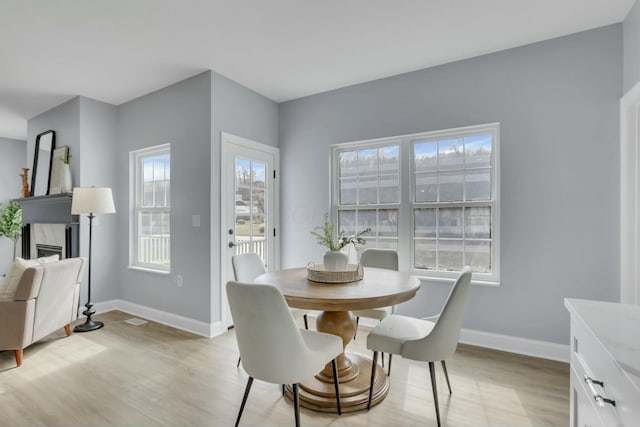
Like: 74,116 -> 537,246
254,267 -> 421,311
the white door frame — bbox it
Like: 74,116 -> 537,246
621,81 -> 640,305
219,132 -> 280,328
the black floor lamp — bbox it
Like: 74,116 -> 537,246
71,186 -> 116,332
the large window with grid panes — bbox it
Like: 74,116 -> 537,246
131,144 -> 171,271
333,123 -> 499,283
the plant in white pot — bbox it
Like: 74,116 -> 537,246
311,214 -> 370,271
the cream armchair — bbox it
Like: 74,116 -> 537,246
0,257 -> 87,367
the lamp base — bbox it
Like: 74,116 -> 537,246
74,318 -> 104,333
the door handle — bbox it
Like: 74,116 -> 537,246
228,241 -> 237,248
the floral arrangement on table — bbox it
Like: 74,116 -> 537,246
310,213 -> 371,251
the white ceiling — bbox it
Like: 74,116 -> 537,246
0,0 -> 634,140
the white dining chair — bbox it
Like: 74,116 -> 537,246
227,281 -> 343,427
366,267 -> 472,427
351,248 -> 398,370
232,252 -> 309,368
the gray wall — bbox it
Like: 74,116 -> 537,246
28,98 -> 80,188
117,72 -> 213,322
624,0 -> 640,92
0,137 -> 26,274
27,96 -> 119,304
209,71 -> 279,322
279,25 -> 622,345
79,97 -> 119,302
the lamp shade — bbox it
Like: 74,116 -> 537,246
71,187 -> 116,214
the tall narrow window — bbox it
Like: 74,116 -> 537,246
335,144 -> 400,250
131,144 -> 170,271
412,128 -> 497,277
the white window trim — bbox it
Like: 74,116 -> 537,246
331,123 -> 500,285
129,143 -> 171,273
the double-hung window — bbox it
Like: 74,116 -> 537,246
333,123 -> 499,283
131,144 -> 171,271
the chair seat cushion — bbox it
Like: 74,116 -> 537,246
366,315 -> 435,355
300,329 -> 343,360
353,306 -> 392,320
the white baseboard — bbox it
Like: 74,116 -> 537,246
327,315 -> 569,363
88,299 -> 224,339
459,328 -> 569,363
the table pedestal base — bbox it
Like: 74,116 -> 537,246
285,353 -> 389,412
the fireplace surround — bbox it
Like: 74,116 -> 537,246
15,193 -> 79,259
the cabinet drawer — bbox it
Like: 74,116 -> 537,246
571,365 -> 611,427
571,318 -> 640,426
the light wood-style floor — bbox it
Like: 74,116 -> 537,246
0,311 -> 569,427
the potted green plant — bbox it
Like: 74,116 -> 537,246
0,201 -> 22,262
310,213 -> 370,271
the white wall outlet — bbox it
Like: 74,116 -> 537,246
192,214 -> 200,227
176,274 -> 183,287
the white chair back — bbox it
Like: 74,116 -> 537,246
227,281 -> 315,384
402,267 -> 472,361
232,253 -> 266,282
360,248 -> 398,271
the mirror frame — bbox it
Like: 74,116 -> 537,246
31,130 -> 56,197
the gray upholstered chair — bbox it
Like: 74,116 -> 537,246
232,252 -> 309,368
366,267 -> 472,427
0,257 -> 87,366
227,281 -> 343,427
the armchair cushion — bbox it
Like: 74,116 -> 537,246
0,255 -> 59,302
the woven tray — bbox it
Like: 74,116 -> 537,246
307,264 -> 364,283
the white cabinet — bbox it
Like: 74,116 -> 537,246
566,299 -> 640,427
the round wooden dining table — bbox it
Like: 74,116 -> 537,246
254,266 -> 421,413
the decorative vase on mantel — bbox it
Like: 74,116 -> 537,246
61,164 -> 72,193
323,250 -> 349,271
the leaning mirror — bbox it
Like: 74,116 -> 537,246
31,130 -> 56,196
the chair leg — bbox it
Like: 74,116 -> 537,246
235,376 -> 253,427
388,354 -> 393,376
331,359 -> 342,415
354,316 -> 360,339
237,356 -> 241,368
441,360 -> 452,394
282,384 -> 286,397
14,349 -> 23,367
303,314 -> 309,330
293,383 -> 301,427
429,361 -> 441,427
381,352 -> 384,368
64,324 -> 72,336
367,351 -> 378,410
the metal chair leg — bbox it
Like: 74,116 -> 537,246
331,359 -> 342,415
367,351 -> 378,410
441,360 -> 452,394
381,352 -> 385,368
237,356 -> 241,368
354,316 -> 360,339
282,384 -> 286,397
387,354 -> 393,376
293,383 -> 301,427
303,314 -> 309,330
429,362 -> 441,427
235,376 -> 253,427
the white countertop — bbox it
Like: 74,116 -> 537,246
565,298 -> 640,393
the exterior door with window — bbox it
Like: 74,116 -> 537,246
220,133 -> 279,328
